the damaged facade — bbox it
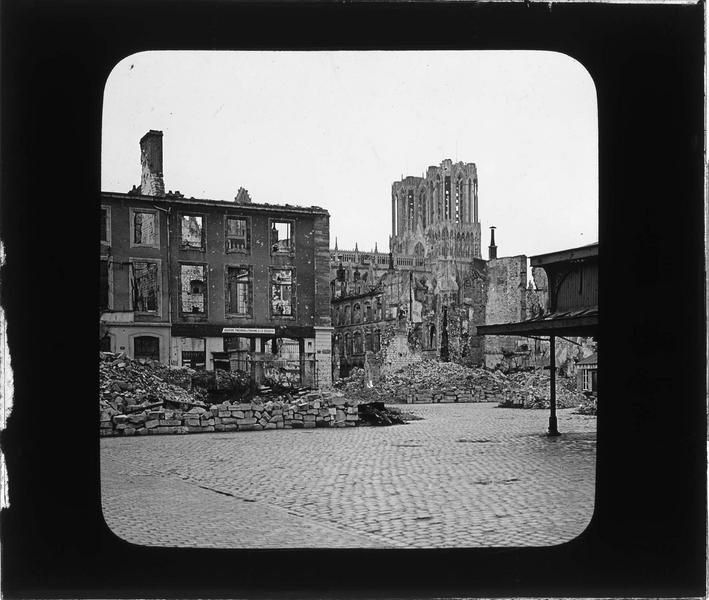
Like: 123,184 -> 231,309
330,158 -> 593,381
100,130 -> 333,388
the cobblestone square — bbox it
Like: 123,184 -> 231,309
100,403 -> 596,548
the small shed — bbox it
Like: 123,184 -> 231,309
576,352 -> 598,394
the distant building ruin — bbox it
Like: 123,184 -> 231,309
330,159 -> 594,380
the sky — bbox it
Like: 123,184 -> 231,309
102,51 -> 598,258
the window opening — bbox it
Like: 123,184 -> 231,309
180,264 -> 206,314
100,260 -> 109,311
271,268 -> 293,316
226,266 -> 251,315
134,336 -> 160,361
353,331 -> 363,354
271,221 -> 293,254
133,211 -> 157,245
100,208 -> 109,243
180,337 -> 206,369
226,217 -> 248,252
131,261 -> 159,312
181,215 -> 204,250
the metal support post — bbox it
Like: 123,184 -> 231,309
548,334 -> 560,436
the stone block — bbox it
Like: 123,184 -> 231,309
230,410 -> 245,419
218,410 -> 231,418
275,421 -> 284,429
185,418 -> 200,427
158,426 -> 177,435
113,415 -> 128,424
240,418 -> 257,425
345,414 -> 359,422
236,403 -> 252,411
224,424 -> 237,432
214,424 -> 225,432
145,419 -> 159,429
265,423 -> 277,430
303,421 -> 316,429
221,417 -> 236,424
291,421 -> 304,429
210,406 -> 219,416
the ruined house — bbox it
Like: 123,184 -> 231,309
100,130 -> 333,388
330,159 -> 593,380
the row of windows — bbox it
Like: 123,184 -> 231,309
333,298 -> 383,326
100,259 -> 295,319
336,330 -> 381,357
100,206 -> 295,255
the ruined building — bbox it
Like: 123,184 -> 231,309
100,130 -> 333,388
331,159 -> 593,379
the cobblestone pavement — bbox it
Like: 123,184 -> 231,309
101,403 -> 596,549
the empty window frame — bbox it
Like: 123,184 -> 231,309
180,264 -> 207,314
373,329 -> 381,352
337,335 -> 345,358
130,260 -> 160,313
100,259 -> 111,311
353,331 -> 363,354
131,209 -> 159,247
353,303 -> 362,324
345,333 -> 352,356
226,216 -> 249,253
133,335 -> 160,361
101,206 -> 111,245
100,334 -> 112,352
270,268 -> 294,317
270,220 -> 294,254
365,331 -> 373,352
225,266 -> 252,316
180,214 -> 205,250
364,302 -> 372,322
344,305 -> 351,325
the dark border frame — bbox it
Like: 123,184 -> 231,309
1,1 -> 705,598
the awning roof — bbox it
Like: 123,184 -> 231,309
476,306 -> 598,337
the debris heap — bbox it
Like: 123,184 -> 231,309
335,360 -> 589,409
99,353 -> 414,437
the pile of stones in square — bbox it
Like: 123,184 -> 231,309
100,391 -> 362,437
394,386 -> 501,404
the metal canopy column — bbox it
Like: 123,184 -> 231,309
548,334 -> 560,436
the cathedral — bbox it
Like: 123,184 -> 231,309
329,158 -> 539,379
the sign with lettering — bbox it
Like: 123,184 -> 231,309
222,327 -> 276,335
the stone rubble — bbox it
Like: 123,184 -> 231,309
335,360 -> 588,409
99,352 -> 413,437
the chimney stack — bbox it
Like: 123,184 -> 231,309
140,130 -> 165,196
488,226 -> 497,260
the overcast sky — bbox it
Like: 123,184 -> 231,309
102,51 -> 597,258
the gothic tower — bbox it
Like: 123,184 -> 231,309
389,159 -> 481,261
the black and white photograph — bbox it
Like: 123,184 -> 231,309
1,1 -> 704,597
99,50 -> 599,549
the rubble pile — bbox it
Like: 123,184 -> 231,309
574,393 -> 598,416
335,360 -> 588,409
498,370 -> 586,410
99,352 -> 207,413
100,354 -> 414,437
